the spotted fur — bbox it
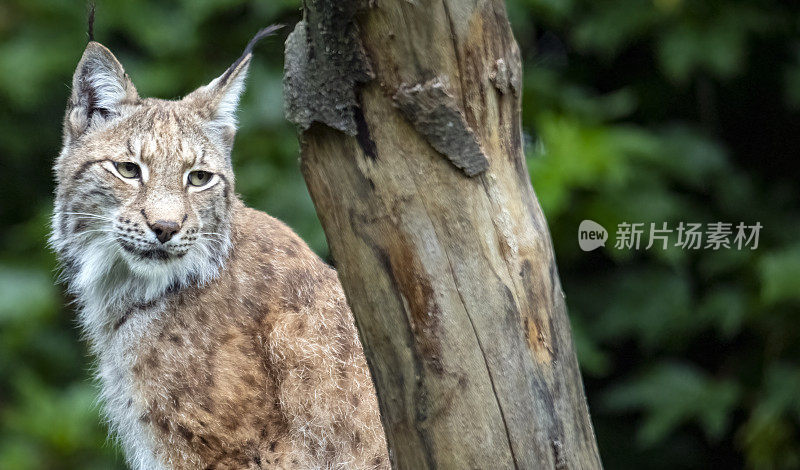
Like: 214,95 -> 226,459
50,36 -> 389,469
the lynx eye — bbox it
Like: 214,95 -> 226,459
188,170 -> 212,187
115,162 -> 140,179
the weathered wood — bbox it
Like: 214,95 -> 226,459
284,0 -> 602,468
393,77 -> 489,176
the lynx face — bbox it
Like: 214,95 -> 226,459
51,41 -> 253,308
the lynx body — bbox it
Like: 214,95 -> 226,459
50,32 -> 389,469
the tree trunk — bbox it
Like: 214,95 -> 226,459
283,1 -> 602,468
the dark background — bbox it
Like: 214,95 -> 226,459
1,0 -> 799,468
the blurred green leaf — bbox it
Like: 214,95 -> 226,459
571,315 -> 611,377
739,364 -> 800,470
587,267 -> 692,349
603,363 -> 741,445
697,287 -> 748,338
759,244 -> 800,306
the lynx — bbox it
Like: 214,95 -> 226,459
50,28 -> 390,470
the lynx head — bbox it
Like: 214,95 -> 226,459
51,27 -> 278,308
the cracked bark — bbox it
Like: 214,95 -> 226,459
284,0 -> 602,468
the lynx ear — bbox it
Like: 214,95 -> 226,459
187,56 -> 251,152
185,25 -> 282,153
66,42 -> 138,138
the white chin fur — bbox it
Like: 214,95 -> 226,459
50,214 -> 231,470
53,228 -> 231,345
120,238 -> 229,295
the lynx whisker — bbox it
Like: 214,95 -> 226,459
58,211 -> 116,222
75,228 -> 118,236
195,236 -> 225,246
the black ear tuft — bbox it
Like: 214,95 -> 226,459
182,25 -> 282,153
87,3 -> 96,42
219,24 -> 284,86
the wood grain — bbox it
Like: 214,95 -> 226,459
284,1 -> 603,468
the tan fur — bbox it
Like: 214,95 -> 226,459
51,39 -> 389,469
130,206 -> 387,469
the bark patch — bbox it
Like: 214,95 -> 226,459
393,77 -> 489,177
489,55 -> 521,96
283,2 -> 374,136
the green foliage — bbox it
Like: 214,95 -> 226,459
739,364 -> 800,470
759,244 -> 800,305
0,0 -> 798,468
517,0 -> 800,467
602,363 -> 741,445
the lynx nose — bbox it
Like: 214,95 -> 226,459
149,220 -> 180,244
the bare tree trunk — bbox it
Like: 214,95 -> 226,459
283,1 -> 602,468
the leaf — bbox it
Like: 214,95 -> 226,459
602,363 -> 741,446
697,287 -> 748,338
585,268 -> 692,349
739,364 -> 800,470
759,244 -> 800,306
